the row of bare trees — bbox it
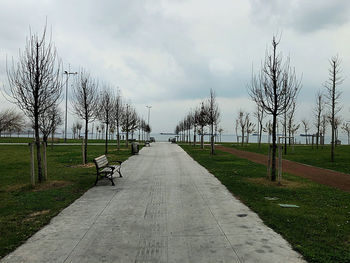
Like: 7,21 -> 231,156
175,89 -> 221,154
5,25 -> 151,183
71,71 -> 151,164
249,35 -> 346,181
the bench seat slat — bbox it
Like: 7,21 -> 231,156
101,167 -> 113,173
96,160 -> 108,168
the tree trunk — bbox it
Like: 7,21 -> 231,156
200,126 -> 204,149
331,66 -> 335,161
43,134 -> 48,145
284,110 -> 287,155
126,131 -> 129,148
316,125 -> 319,149
117,123 -> 120,150
84,119 -> 88,164
34,117 -> 43,183
258,123 -> 262,148
331,114 -> 335,161
271,113 -> 277,181
193,126 -> 197,147
105,122 -> 108,154
34,43 -> 43,183
210,123 -> 214,155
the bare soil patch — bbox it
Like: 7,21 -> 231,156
217,145 -> 350,192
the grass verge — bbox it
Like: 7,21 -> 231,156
220,143 -> 350,174
181,144 -> 350,263
0,144 -> 133,259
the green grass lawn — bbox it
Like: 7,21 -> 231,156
181,145 -> 350,263
0,143 -> 133,259
220,142 -> 350,174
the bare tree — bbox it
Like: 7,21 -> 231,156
99,124 -> 103,139
341,122 -> 350,145
7,26 -> 63,182
0,108 -> 25,137
95,124 -> 99,139
301,119 -> 310,144
314,91 -> 324,149
198,102 -> 208,149
249,36 -> 301,181
218,127 -> 223,142
324,55 -> 343,161
238,110 -> 247,146
206,89 -> 220,155
97,86 -> 115,154
71,70 -> 99,164
235,119 -> 239,143
334,116 -> 342,146
140,119 -> 147,141
192,107 -> 200,146
263,120 -> 273,144
109,126 -> 115,140
39,104 -> 62,144
320,114 -> 327,145
113,90 -> 124,150
76,122 -> 82,138
287,101 -> 298,145
254,105 -> 264,148
186,112 -> 194,144
245,114 -> 255,144
121,104 -> 138,147
72,122 -> 77,139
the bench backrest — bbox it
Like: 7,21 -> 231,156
94,155 -> 108,168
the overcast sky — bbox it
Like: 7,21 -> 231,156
1,0 -> 350,134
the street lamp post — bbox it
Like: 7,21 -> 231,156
63,70 -> 77,142
146,105 -> 152,141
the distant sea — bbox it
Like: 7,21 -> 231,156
150,133 -> 348,145
2,131 -> 348,145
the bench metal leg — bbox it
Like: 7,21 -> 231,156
110,177 -> 115,186
95,174 -> 99,186
95,172 -> 115,186
117,167 -> 123,177
109,173 -> 115,186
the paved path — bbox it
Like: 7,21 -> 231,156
2,143 -> 304,263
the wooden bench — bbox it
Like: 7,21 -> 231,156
93,155 -> 123,186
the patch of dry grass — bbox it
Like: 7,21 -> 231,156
71,163 -> 94,168
32,180 -> 72,191
247,177 -> 308,188
23,210 -> 51,222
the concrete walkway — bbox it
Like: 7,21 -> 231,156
2,143 -> 305,263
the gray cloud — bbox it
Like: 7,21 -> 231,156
0,0 -> 350,133
249,0 -> 350,33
